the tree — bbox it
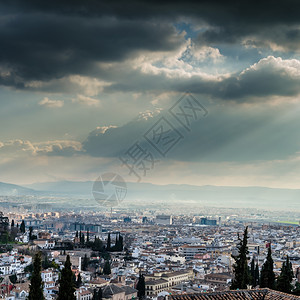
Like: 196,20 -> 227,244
250,258 -> 256,287
75,231 -> 78,238
11,220 -> 14,227
57,255 -> 76,300
260,247 -> 275,289
24,263 -> 33,273
98,287 -> 102,300
93,289 -> 98,300
103,258 -> 111,275
79,232 -> 85,246
136,273 -> 145,300
293,282 -> 300,296
42,254 -> 51,269
28,252 -> 45,300
29,226 -> 33,240
276,256 -> 294,294
255,262 -> 260,287
87,230 -> 90,243
231,227 -> 251,289
82,254 -> 89,271
106,233 -> 111,251
115,234 -> 123,252
93,287 -> 102,300
75,273 -> 82,288
50,259 -> 60,270
9,274 -> 17,284
92,237 -> 103,252
114,234 -> 119,251
119,234 -> 123,251
20,220 -> 25,234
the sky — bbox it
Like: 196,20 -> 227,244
0,0 -> 300,188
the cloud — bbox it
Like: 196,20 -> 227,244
34,140 -> 82,156
2,1 -> 300,52
81,102 -> 300,163
198,56 -> 300,100
0,8 -> 184,89
0,139 -> 36,157
103,56 -> 300,101
1,0 -> 300,95
72,94 -> 100,106
39,97 -> 64,108
0,139 -> 82,157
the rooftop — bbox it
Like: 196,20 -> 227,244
170,289 -> 300,300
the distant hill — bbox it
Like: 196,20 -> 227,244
24,181 -> 300,211
0,182 -> 38,196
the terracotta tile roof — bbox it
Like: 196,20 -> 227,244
170,289 -> 300,300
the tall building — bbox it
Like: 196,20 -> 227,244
200,217 -> 217,226
155,215 -> 172,225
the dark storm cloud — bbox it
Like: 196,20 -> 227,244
4,0 -> 300,43
0,12 -> 182,85
1,0 -> 300,92
4,0 -> 300,24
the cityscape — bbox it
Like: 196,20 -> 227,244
1,0 -> 300,300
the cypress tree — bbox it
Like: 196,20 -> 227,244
28,252 -> 45,300
20,220 -> 26,233
103,258 -> 111,275
118,234 -> 123,251
255,262 -> 260,287
87,230 -> 90,243
75,273 -> 82,288
114,234 -> 119,251
11,219 -> 14,227
93,289 -> 98,300
250,258 -> 260,287
58,255 -> 76,300
93,287 -> 102,300
136,273 -> 145,300
276,256 -> 294,293
260,247 -> 275,289
42,254 -> 51,269
231,227 -> 251,290
29,226 -> 33,240
107,233 -> 111,251
250,258 -> 255,287
293,282 -> 300,296
82,254 -> 89,271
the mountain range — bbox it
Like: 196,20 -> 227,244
0,180 -> 298,211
